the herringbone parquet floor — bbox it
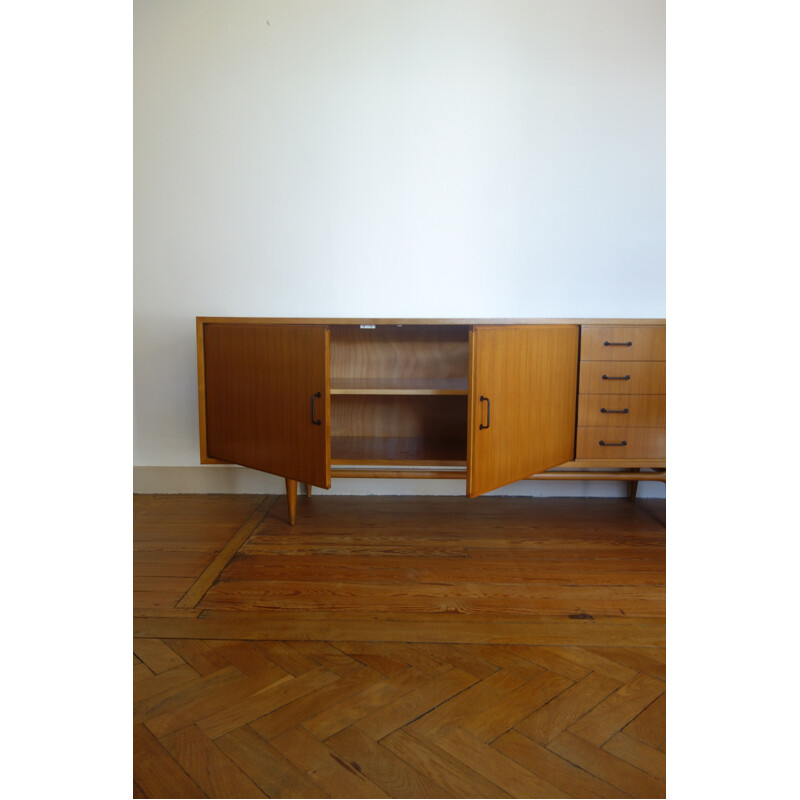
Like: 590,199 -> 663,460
134,494 -> 666,798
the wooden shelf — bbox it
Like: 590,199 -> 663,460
331,436 -> 467,466
330,377 -> 468,396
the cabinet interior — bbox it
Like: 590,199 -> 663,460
329,325 -> 469,465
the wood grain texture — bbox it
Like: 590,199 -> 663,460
203,323 -> 331,487
134,495 -> 664,646
176,496 -> 277,608
577,393 -> 666,427
331,435 -> 466,466
330,325 -> 469,381
578,361 -> 666,395
331,377 -> 468,395
467,325 -> 579,498
580,325 -> 666,361
330,394 -> 467,442
576,427 -> 666,460
134,494 -> 267,609
134,494 -> 666,799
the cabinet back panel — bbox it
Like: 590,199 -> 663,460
330,325 -> 469,381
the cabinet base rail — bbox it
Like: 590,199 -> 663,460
328,467 -> 665,481
283,468 -> 665,524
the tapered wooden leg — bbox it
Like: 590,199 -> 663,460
627,470 -> 640,502
285,478 -> 297,525
305,483 -> 312,498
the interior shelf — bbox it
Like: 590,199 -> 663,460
331,436 -> 467,466
330,377 -> 468,396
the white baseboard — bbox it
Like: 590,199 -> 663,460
133,465 -> 666,498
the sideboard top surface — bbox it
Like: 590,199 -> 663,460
197,317 -> 666,326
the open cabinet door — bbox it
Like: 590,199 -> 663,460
200,323 -> 331,489
467,325 -> 579,498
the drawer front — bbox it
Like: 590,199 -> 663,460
576,427 -> 665,459
577,394 -> 665,427
579,361 -> 666,395
580,325 -> 665,361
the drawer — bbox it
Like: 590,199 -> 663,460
580,325 -> 665,361
576,427 -> 665,459
579,361 -> 665,395
577,394 -> 665,427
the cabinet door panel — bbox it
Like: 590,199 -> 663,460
467,325 -> 579,498
202,323 -> 330,488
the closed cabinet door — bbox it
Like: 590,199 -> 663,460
201,323 -> 331,488
467,325 -> 579,498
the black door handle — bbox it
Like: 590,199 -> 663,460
479,396 -> 491,430
311,392 -> 322,425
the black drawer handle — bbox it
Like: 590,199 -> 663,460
479,395 -> 491,429
600,408 -> 629,414
602,374 -> 630,381
311,392 -> 322,425
599,440 -> 627,447
604,341 -> 632,347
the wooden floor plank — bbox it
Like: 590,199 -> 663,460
270,726 -> 390,798
493,729 -> 628,799
134,494 -> 666,799
134,610 -> 666,646
161,724 -> 267,798
177,496 -> 278,608
587,645 -> 668,680
435,727 -> 570,798
160,639 -> 233,675
460,671 -> 573,742
133,664 -> 201,704
200,578 -> 665,616
287,640 -> 366,676
132,723 -> 206,799
326,726 -> 451,798
355,668 -> 479,740
514,671 -> 622,744
302,668 -> 429,740
622,691 -> 667,751
198,669 -> 337,740
133,665 -> 243,726
381,729 -> 513,799
567,673 -> 666,747
248,666 -> 384,741
542,645 -> 641,683
254,640 -> 323,676
145,666 -> 287,739
215,726 -> 330,798
548,730 -> 666,798
133,638 -> 188,674
603,731 -> 667,782
409,669 -> 526,737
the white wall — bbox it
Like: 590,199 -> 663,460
134,0 -> 665,496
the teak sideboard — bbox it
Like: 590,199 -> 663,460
196,318 -> 666,524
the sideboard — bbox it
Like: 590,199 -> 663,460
197,318 -> 665,524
